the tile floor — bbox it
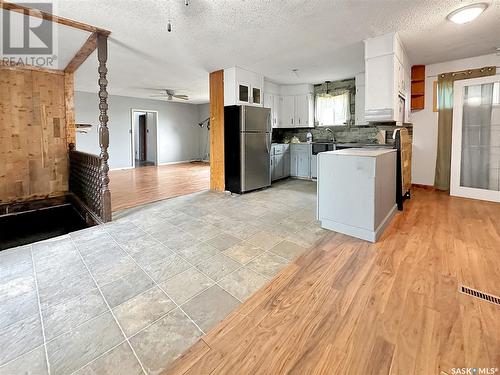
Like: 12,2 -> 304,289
0,179 -> 328,375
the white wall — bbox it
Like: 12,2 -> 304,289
75,92 -> 205,169
411,53 -> 500,186
197,103 -> 210,161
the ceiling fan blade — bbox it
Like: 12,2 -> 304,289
150,94 -> 168,97
173,95 -> 189,100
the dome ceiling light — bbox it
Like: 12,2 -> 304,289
447,3 -> 488,24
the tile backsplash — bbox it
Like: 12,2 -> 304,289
272,124 -> 410,145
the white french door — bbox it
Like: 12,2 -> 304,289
450,75 -> 500,202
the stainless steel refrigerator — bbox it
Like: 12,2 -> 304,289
224,105 -> 271,194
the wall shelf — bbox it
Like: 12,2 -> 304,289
411,65 -> 425,111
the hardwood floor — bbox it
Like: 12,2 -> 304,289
109,162 -> 209,212
164,188 -> 500,375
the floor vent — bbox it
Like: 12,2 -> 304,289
460,285 -> 500,306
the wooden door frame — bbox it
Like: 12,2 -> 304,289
130,109 -> 159,168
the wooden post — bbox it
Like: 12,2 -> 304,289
97,34 -> 112,222
209,70 -> 225,191
64,72 -> 76,145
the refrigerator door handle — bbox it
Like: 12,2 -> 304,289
266,132 -> 271,155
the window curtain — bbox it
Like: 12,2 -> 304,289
434,66 -> 496,191
315,91 -> 350,126
460,83 -> 494,190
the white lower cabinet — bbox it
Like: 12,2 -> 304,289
290,144 -> 311,178
271,144 -> 291,182
271,144 -> 311,182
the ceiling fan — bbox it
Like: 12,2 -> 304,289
150,89 -> 189,101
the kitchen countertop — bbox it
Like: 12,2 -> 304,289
324,148 -> 396,157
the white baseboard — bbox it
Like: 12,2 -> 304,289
320,204 -> 397,243
110,166 -> 134,171
157,160 -> 198,166
112,160 -> 209,170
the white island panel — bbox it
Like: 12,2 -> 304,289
317,148 -> 397,242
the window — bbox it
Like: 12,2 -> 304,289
315,92 -> 350,126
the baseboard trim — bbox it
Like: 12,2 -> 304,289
110,166 -> 134,171
157,160 -> 199,166
412,183 -> 435,190
320,204 -> 397,243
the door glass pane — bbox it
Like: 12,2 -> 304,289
460,82 -> 500,191
239,84 -> 249,102
252,87 -> 261,104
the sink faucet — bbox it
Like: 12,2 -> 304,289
325,128 -> 335,142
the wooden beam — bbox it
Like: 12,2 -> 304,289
209,70 -> 225,192
97,34 -> 112,222
64,32 -> 98,73
1,1 -> 111,36
0,64 -> 64,75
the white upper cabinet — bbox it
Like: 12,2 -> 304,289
273,95 -> 282,128
264,93 -> 281,128
294,94 -> 313,127
364,32 -> 411,124
263,83 -> 313,128
281,96 -> 295,127
224,67 -> 264,107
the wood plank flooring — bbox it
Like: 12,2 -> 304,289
164,188 -> 500,375
109,162 -> 209,212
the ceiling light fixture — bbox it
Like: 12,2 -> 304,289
447,3 -> 488,24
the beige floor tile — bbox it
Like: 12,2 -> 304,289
269,240 -> 307,261
195,254 -> 240,281
113,286 -> 176,337
130,309 -> 202,375
160,268 -> 214,305
246,252 -> 290,279
246,231 -> 284,251
223,242 -> 264,264
218,267 -> 268,301
181,286 -> 240,332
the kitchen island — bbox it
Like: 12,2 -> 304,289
317,148 -> 397,242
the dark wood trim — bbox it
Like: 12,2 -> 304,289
1,2 -> 111,36
67,193 -> 103,226
412,183 -> 435,190
0,195 -> 68,216
97,34 -> 112,222
64,32 -> 98,73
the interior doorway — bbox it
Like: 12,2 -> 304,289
131,109 -> 159,168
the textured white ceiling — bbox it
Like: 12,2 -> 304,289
28,0 -> 500,103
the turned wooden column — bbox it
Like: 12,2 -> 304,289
97,34 -> 112,222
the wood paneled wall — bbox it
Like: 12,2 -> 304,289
209,70 -> 225,191
0,68 -> 70,203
